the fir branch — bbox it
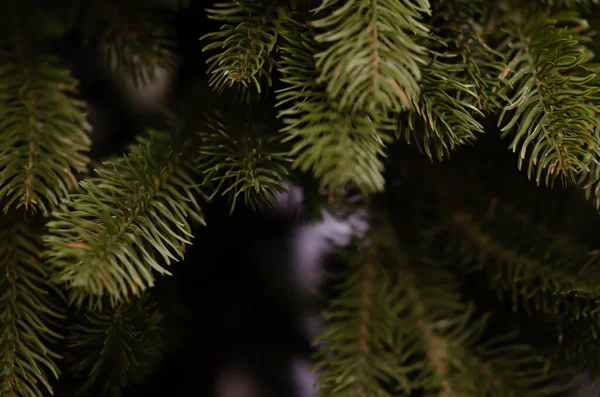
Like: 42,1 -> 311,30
67,294 -> 164,397
431,0 -> 507,113
311,0 -> 431,113
276,19 -> 392,194
578,161 -> 600,208
0,212 -> 65,397
553,316 -> 600,378
315,216 -> 568,396
0,51 -> 91,215
434,196 -> 600,318
44,124 -> 205,309
201,1 -> 288,100
80,3 -> 179,87
388,237 -> 566,396
498,8 -> 600,186
313,239 -> 414,397
396,56 -> 484,160
198,110 -> 291,213
398,264 -> 518,396
575,73 -> 600,208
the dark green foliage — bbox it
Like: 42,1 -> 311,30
431,0 -> 507,113
314,245 -> 406,397
276,20 -> 392,194
423,188 -> 600,376
201,1 -> 289,100
555,315 -> 600,378
80,2 -> 179,87
316,213 -> 570,396
579,162 -> 600,208
0,212 -> 64,397
437,199 -> 600,313
67,294 -> 164,396
5,0 -> 600,394
397,57 -> 484,160
198,110 -> 291,212
44,126 -> 204,309
497,7 -> 600,187
0,52 -> 91,215
311,0 -> 431,113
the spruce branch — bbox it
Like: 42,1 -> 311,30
397,262 -> 556,397
201,1 -> 288,100
575,72 -> 600,208
497,8 -> 600,186
198,110 -> 291,213
313,240 -> 409,397
276,19 -> 392,194
431,195 -> 600,318
80,3 -> 179,87
381,225 -> 568,396
552,315 -> 600,378
0,212 -> 65,397
311,0 -> 431,113
315,214 -> 568,396
0,51 -> 91,215
67,294 -> 164,397
44,124 -> 205,309
578,161 -> 600,209
432,0 -> 507,113
396,56 -> 484,160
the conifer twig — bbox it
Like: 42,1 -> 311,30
198,110 -> 291,213
80,2 -> 179,87
201,1 -> 287,101
0,213 -> 65,397
44,125 -> 205,309
312,0 -> 431,113
0,50 -> 91,215
498,7 -> 600,186
276,18 -> 392,194
67,294 -> 164,396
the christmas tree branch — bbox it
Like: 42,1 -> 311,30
67,293 -> 164,396
314,209 -> 568,396
432,0 -> 507,113
392,225 -> 569,396
201,1 -> 288,100
44,123 -> 205,309
436,199 -> 600,316
0,47 -> 91,215
311,0 -> 431,113
313,239 -> 411,396
0,212 -> 65,397
197,109 -> 291,213
79,2 -> 179,87
397,56 -> 484,160
497,7 -> 600,186
276,19 -> 392,194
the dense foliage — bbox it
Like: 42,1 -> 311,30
2,0 -> 600,396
